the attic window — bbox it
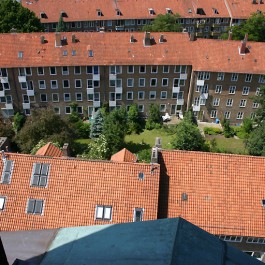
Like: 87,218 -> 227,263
61,11 -> 67,17
97,9 -> 103,16
213,8 -> 219,14
182,193 -> 188,201
148,8 -> 155,15
30,163 -> 50,187
88,50 -> 93,57
262,199 -> 265,206
63,50 -> 68,56
116,9 -> 121,16
197,8 -> 205,15
138,172 -> 144,180
0,196 -> 6,210
166,8 -> 172,14
40,12 -> 46,19
95,205 -> 112,220
27,199 -> 44,214
72,50 -> 76,56
18,51 -> 23,58
188,8 -> 192,13
133,208 -> 143,222
1,160 -> 14,184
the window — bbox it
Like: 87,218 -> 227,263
23,95 -> 29,103
127,65 -> 134,74
259,75 -> 265,83
109,80 -> 115,87
0,68 -> 8,77
219,235 -> 243,242
198,71 -> 210,80
213,98 -> 220,106
127,92 -> 133,100
63,50 -> 68,56
50,80 -> 58,89
149,91 -> 156,99
210,110 -> 217,118
256,87 -> 260,96
76,93 -> 83,101
160,91 -> 167,99
237,112 -> 244,120
127,78 -> 134,87
116,93 -> 122,100
64,93 -> 71,101
229,86 -> 236,94
245,74 -> 252,82
0,196 -> 6,210
139,78 -> 145,87
252,102 -> 259,108
65,106 -> 71,114
110,65 -> 122,74
139,65 -> 146,73
86,66 -> 92,74
196,84 -> 208,93
31,163 -> 50,187
18,51 -> 23,58
62,66 -> 69,75
224,111 -> 231,119
95,205 -> 112,220
1,160 -> 14,184
226,98 -> 233,107
133,208 -> 143,222
138,104 -> 144,112
217,72 -> 224,81
72,50 -> 77,56
39,80 -> 46,89
247,237 -> 265,244
74,66 -> 81,75
162,78 -> 168,87
138,91 -> 145,100
26,199 -> 44,214
40,94 -> 47,102
239,99 -> 247,107
231,73 -> 238,81
150,78 -> 157,87
20,82 -> 28,90
151,65 -> 158,73
77,106 -> 83,114
242,86 -> 250,95
63,80 -> 70,88
50,67 -> 57,75
160,104 -> 166,112
75,79 -> 82,88
215,85 -> 222,94
163,65 -> 170,73
88,50 -> 93,57
52,93 -> 59,102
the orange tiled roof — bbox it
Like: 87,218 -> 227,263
0,153 -> 160,231
21,0 -> 229,23
225,0 -> 265,19
35,142 -> 63,157
0,32 -> 265,74
111,148 -> 137,163
159,150 -> 265,237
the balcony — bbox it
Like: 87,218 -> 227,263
115,26 -> 124,31
27,90 -> 35,96
192,105 -> 200,112
172,86 -> 180,93
22,103 -> 30,109
0,77 -> 8,83
180,73 -> 187,80
177,99 -> 184,105
200,93 -> 208,100
18,76 -> 26,83
109,100 -> 116,107
93,101 -> 100,108
87,88 -> 94,94
5,103 -> 13,110
212,23 -> 221,28
195,32 -> 203,37
93,74 -> 100,81
196,21 -> 205,28
115,87 -> 123,94
0,90 -> 5,97
109,74 -> 117,80
196,80 -> 204,86
211,31 -> 220,37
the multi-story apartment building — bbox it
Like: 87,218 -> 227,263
0,31 -> 264,124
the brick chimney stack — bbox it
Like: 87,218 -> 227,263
55,32 -> 62,47
228,31 -> 233,40
144,32 -> 151,46
62,143 -> 70,157
239,33 -> 248,55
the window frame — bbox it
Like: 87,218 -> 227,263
95,205 -> 112,221
30,163 -> 50,188
133,208 -> 144,222
26,199 -> 44,215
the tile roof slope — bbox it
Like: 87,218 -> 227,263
0,153 -> 160,231
111,148 -> 137,163
159,150 -> 265,238
225,0 -> 265,19
21,0 -> 229,23
35,142 -> 63,157
1,32 -> 265,74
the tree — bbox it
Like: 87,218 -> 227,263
102,107 -> 128,157
0,0 -> 44,33
221,12 -> 265,42
0,114 -> 14,140
142,13 -> 182,32
56,14 -> 66,32
13,112 -> 25,132
127,104 -> 141,134
221,119 -> 234,138
183,109 -> 197,126
145,104 -> 162,130
171,121 -> 207,151
15,109 -> 75,153
90,109 -> 104,139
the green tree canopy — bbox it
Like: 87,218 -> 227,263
171,121 -> 207,151
90,109 -> 104,139
127,104 -> 141,134
56,14 -> 66,32
15,109 -> 75,153
142,13 -> 182,32
221,12 -> 265,41
183,109 -> 197,126
0,0 -> 44,33
146,103 -> 162,130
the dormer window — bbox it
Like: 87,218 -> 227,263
116,9 -> 121,16
213,8 -> 219,14
40,12 -> 47,19
61,11 -> 67,17
166,8 -> 172,14
97,9 -> 103,16
148,8 -> 155,15
197,8 -> 205,15
188,8 -> 192,13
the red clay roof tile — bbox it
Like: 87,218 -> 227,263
35,142 -> 63,157
111,148 -> 137,163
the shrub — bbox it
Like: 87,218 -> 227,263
203,127 -> 223,135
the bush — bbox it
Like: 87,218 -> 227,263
145,120 -> 162,130
203,127 -> 223,135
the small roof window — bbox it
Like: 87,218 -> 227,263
97,9 -> 103,16
18,51 -> 23,58
148,8 -> 155,15
88,50 -> 93,57
0,196 -> 6,210
262,199 -> 265,206
116,9 -> 122,16
72,50 -> 76,56
138,172 -> 144,180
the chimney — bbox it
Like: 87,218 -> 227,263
40,35 -> 45,44
72,34 -> 76,43
144,32 -> 151,46
55,32 -> 62,47
151,147 -> 158,163
130,34 -> 135,43
228,31 -> 233,40
62,143 -> 70,157
189,32 -> 195,41
239,33 -> 248,55
155,137 -> 162,148
159,34 -> 164,43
